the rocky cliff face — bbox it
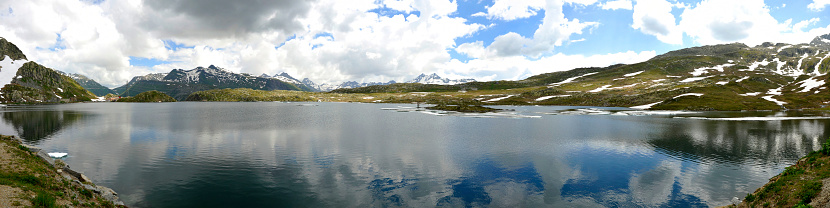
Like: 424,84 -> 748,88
0,62 -> 97,103
0,38 -> 97,103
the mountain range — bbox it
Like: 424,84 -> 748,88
112,65 -> 312,100
333,33 -> 830,111
6,32 -> 830,111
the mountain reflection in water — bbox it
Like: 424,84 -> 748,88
0,103 -> 826,207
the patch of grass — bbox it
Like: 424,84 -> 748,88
744,139 -> 830,207
32,191 -> 57,208
116,90 -> 176,102
79,188 -> 93,199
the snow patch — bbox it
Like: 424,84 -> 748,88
739,92 -> 761,96
536,95 -> 571,101
799,78 -> 825,92
0,56 -> 27,87
777,45 -> 792,53
680,76 -> 713,83
551,72 -> 599,86
736,77 -> 750,82
589,83 -> 639,93
673,93 -> 703,99
485,95 -> 514,102
589,85 -> 613,93
743,59 -> 770,71
689,64 -> 734,76
716,81 -> 729,85
816,52 -> 830,75
624,71 -> 644,77
762,95 -> 787,106
796,53 -> 809,72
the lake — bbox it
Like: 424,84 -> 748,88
2,102 -> 827,207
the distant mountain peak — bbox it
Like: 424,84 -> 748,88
407,73 -> 475,85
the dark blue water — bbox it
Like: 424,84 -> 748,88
1,102 -> 827,207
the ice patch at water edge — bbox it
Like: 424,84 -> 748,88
678,117 -> 830,121
0,56 -> 27,87
630,101 -> 663,110
48,152 -> 68,158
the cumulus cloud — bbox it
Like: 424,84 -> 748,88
140,0 -> 315,41
631,0 -> 683,45
8,0 -> 823,89
809,0 -> 830,11
443,50 -> 658,81
479,0 -> 546,21
600,0 -> 633,10
679,0 -> 830,46
0,0 -> 165,86
458,0 -> 599,59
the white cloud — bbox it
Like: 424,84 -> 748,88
600,0 -> 633,10
267,0 -> 484,84
809,0 -> 830,11
461,0 -> 598,59
632,0 -> 683,45
0,0 -> 168,86
679,0 -> 830,46
480,0 -> 546,21
443,50 -> 657,81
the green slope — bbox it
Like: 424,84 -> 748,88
333,34 -> 830,111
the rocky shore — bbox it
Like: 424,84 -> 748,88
723,142 -> 830,208
0,135 -> 125,207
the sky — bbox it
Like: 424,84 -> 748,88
0,0 -> 829,87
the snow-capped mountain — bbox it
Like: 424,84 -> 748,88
114,65 -> 311,100
300,78 -> 396,92
269,72 -> 303,85
406,73 -> 476,85
301,78 -> 335,92
337,81 -> 397,89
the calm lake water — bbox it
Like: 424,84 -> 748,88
2,102 -> 828,207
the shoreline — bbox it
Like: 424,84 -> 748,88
0,135 -> 126,207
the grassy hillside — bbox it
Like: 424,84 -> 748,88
115,90 -> 176,102
734,140 -> 830,208
329,39 -> 830,111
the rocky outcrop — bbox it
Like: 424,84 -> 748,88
3,136 -> 126,207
